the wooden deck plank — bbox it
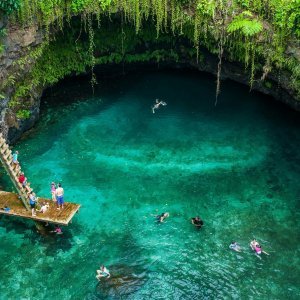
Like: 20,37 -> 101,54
0,191 -> 80,226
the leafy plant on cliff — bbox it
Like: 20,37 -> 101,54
0,0 -> 20,15
9,18 -> 186,112
227,11 -> 263,37
227,11 -> 263,88
2,0 -> 300,106
16,109 -> 30,119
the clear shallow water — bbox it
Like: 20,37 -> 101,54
0,70 -> 300,299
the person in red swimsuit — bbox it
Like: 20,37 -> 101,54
18,172 -> 27,187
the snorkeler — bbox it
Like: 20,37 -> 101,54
250,239 -> 269,256
96,265 -> 111,281
156,212 -> 169,223
152,99 -> 167,113
229,241 -> 242,252
191,216 -> 204,228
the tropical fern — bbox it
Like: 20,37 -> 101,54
227,11 -> 263,37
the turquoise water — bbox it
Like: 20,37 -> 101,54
0,70 -> 300,299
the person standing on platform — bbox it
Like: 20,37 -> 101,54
51,182 -> 57,205
56,183 -> 64,210
29,192 -> 37,216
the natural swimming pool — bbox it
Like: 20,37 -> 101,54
0,70 -> 299,299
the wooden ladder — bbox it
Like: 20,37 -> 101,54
0,133 -> 31,210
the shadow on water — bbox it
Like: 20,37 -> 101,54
94,264 -> 147,299
0,216 -> 73,253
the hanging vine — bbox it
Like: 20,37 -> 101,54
215,0 -> 228,106
2,0 -> 300,106
87,13 -> 97,92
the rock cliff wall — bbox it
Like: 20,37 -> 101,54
0,21 -> 44,142
0,20 -> 299,143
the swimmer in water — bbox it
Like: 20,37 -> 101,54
96,265 -> 111,281
229,241 -> 242,252
152,99 -> 167,113
50,225 -> 63,235
250,239 -> 269,257
156,212 -> 169,223
191,216 -> 204,228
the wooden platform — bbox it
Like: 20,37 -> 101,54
0,191 -> 80,225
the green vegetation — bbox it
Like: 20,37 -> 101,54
10,17 -> 184,108
0,0 -> 20,15
0,28 -> 7,54
2,0 -> 300,111
16,109 -> 30,119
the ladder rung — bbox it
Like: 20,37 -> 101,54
8,165 -> 15,174
10,163 -> 20,171
1,143 -> 8,149
21,186 -> 29,193
14,177 -> 22,186
19,190 -> 28,198
0,133 -> 31,211
4,153 -> 12,161
1,149 -> 8,157
9,165 -> 18,174
19,191 -> 28,200
4,148 -> 12,156
7,167 -> 16,176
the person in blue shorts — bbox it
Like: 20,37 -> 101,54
55,183 -> 64,210
29,192 -> 37,216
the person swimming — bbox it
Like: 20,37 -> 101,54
152,99 -> 167,113
191,216 -> 204,228
229,241 -> 242,252
50,225 -> 63,235
156,212 -> 169,223
96,265 -> 111,281
250,239 -> 269,256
